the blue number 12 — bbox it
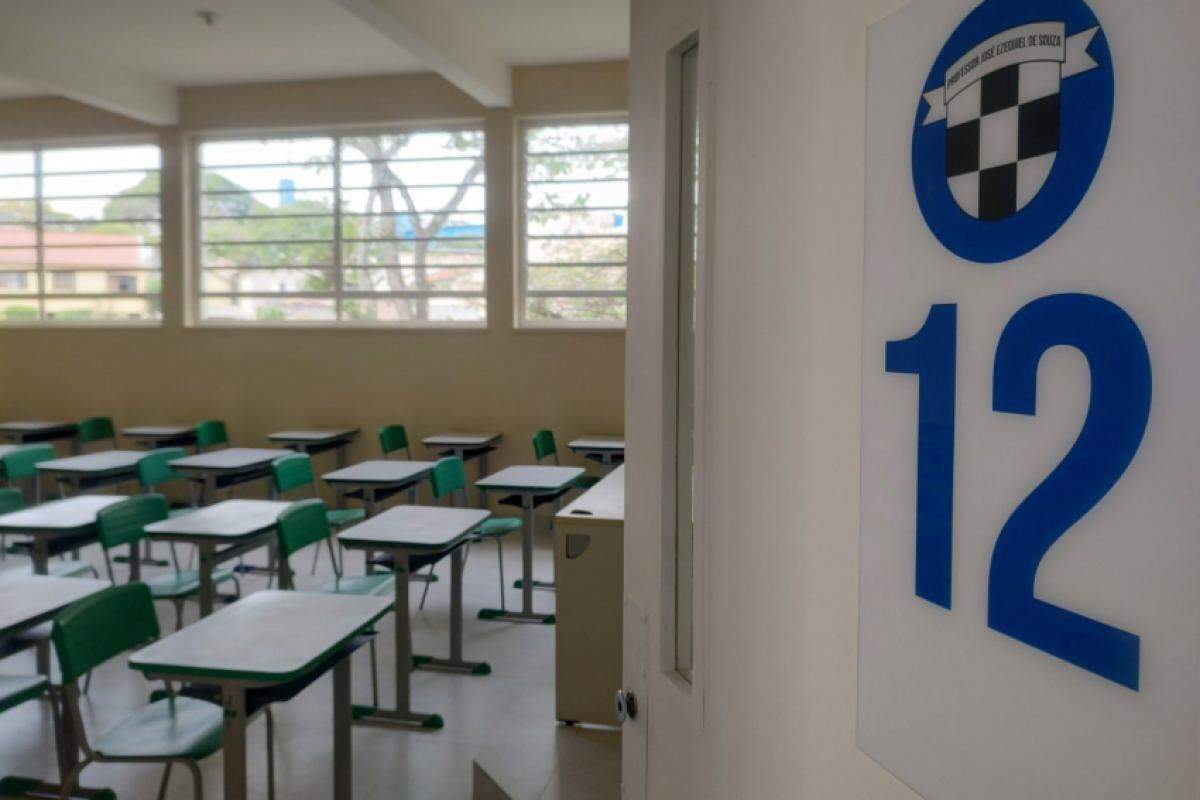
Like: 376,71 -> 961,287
888,294 -> 1151,690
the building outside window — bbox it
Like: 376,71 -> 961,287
195,125 -> 486,325
518,118 -> 629,327
0,142 -> 162,323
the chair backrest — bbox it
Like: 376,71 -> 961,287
272,453 -> 314,495
194,419 -> 228,449
137,447 -> 186,490
77,416 -> 115,444
52,583 -> 159,684
379,424 -> 410,458
0,487 -> 23,514
532,429 -> 558,463
276,498 -> 330,561
429,456 -> 467,504
96,494 -> 168,552
2,444 -> 55,481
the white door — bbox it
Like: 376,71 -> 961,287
624,4 -> 711,795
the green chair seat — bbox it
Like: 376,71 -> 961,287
0,674 -> 49,714
93,696 -> 223,760
311,573 -> 395,598
478,518 -> 522,539
326,507 -> 366,529
144,567 -> 236,600
574,475 -> 601,491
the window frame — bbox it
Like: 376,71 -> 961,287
515,113 -> 630,331
0,134 -> 164,328
188,119 -> 489,329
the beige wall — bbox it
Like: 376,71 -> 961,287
0,63 -> 627,480
626,0 -> 924,797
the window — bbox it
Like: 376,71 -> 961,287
518,119 -> 629,327
196,126 -> 486,325
0,142 -> 162,324
51,271 -> 76,291
671,44 -> 701,682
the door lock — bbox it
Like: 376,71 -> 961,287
615,689 -> 638,724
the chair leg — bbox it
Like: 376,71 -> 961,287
496,538 -> 507,612
265,706 -> 277,800
327,534 -> 342,578
310,537 -> 322,575
369,637 -> 380,709
57,757 -> 89,800
418,564 -> 435,611
82,671 -> 92,696
174,599 -> 184,631
156,762 -> 173,800
184,759 -> 204,800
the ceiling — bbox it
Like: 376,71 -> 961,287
0,0 -> 629,99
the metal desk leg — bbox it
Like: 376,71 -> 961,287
333,657 -> 352,800
351,560 -> 443,730
415,545 -> 491,675
336,443 -> 348,470
474,449 -> 489,508
33,538 -> 50,675
364,489 -> 377,574
221,685 -> 249,800
198,544 -> 216,617
479,496 -> 555,624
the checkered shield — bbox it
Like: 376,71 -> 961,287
921,22 -> 1101,222
945,63 -> 1060,221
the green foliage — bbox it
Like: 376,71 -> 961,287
2,306 -> 37,321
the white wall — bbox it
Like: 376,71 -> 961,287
627,0 -> 922,796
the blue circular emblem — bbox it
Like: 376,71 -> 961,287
912,0 -> 1114,263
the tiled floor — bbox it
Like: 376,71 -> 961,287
0,518 -> 619,799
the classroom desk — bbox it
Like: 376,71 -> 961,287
0,576 -> 111,793
36,450 -> 144,496
130,590 -> 391,800
338,506 -> 490,730
267,429 -> 360,468
121,424 -> 198,449
322,460 -> 435,516
567,437 -> 626,473
170,448 -> 292,505
0,421 -> 78,452
144,500 -> 292,616
422,433 -> 502,506
475,466 -> 583,624
0,495 -> 124,576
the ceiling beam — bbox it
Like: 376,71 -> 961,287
0,31 -> 178,126
335,0 -> 513,107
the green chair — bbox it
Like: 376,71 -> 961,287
532,429 -> 600,490
2,443 -> 55,503
127,448 -> 196,570
51,583 -> 224,800
379,424 -> 413,460
193,419 -> 228,452
275,499 -> 392,707
0,487 -> 97,578
137,448 -> 198,518
272,454 -> 365,575
77,416 -> 116,451
95,495 -> 239,631
431,457 -> 522,612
